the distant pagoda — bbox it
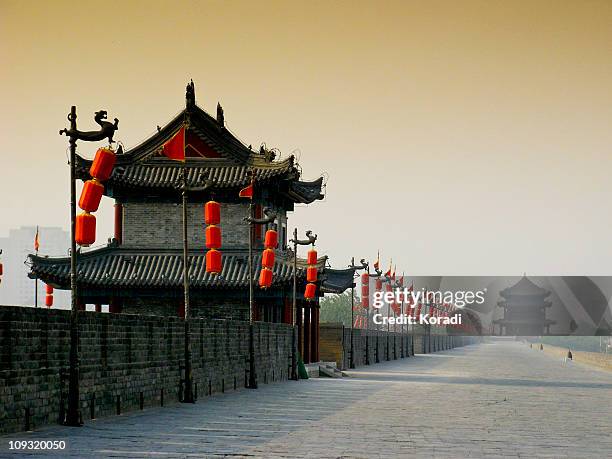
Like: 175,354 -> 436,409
493,276 -> 555,336
28,82 -> 353,363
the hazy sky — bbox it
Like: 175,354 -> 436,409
1,0 -> 611,275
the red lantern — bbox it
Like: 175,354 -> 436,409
89,148 -> 116,182
259,267 -> 273,288
361,273 -> 369,296
361,296 -> 369,309
76,212 -> 96,246
79,179 -> 104,212
204,201 -> 220,226
304,283 -> 316,300
0,262 -> 3,276
264,229 -> 278,249
45,284 -> 54,294
306,266 -> 318,283
206,248 -> 222,274
205,225 -> 222,249
306,249 -> 318,265
375,278 -> 383,291
262,248 -> 275,269
45,294 -> 53,307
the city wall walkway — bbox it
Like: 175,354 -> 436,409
3,340 -> 611,458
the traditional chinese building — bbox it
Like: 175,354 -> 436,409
29,82 -> 354,363
493,276 -> 555,335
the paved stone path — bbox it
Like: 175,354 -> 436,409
3,340 -> 612,458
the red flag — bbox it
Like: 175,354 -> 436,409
239,183 -> 253,199
384,259 -> 392,278
373,250 -> 380,271
162,126 -> 185,161
34,226 -> 40,252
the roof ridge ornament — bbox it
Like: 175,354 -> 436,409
186,79 -> 196,110
216,102 -> 224,127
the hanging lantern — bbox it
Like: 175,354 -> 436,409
362,295 -> 369,309
76,212 -> 96,246
262,248 -> 275,269
375,278 -> 383,291
78,179 -> 104,213
89,148 -> 117,182
45,294 -> 53,307
306,266 -> 318,283
45,284 -> 54,294
205,248 -> 222,274
0,262 -> 3,276
306,249 -> 318,265
361,273 -> 370,308
259,267 -> 273,288
304,282 -> 316,300
264,229 -> 278,249
204,201 -> 221,226
205,225 -> 222,249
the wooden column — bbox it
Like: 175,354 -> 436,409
303,304 -> 311,364
114,202 -> 123,245
109,298 -> 122,314
283,299 -> 292,324
311,306 -> 319,363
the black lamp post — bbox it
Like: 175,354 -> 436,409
60,107 -> 119,426
175,169 -> 213,404
289,229 -> 317,380
365,265 -> 382,365
244,205 -> 276,389
348,258 -> 367,369
392,278 -> 404,358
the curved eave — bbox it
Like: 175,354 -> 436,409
320,268 -> 356,294
285,177 -> 325,204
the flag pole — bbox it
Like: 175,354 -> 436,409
34,226 -> 39,308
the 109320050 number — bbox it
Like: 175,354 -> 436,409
8,440 -> 67,450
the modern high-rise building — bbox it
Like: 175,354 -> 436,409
0,226 -> 70,308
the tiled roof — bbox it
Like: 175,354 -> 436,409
500,276 -> 550,298
28,247 -> 353,294
77,159 -> 296,190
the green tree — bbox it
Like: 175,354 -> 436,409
319,291 -> 360,327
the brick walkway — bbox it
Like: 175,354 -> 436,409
3,340 -> 611,458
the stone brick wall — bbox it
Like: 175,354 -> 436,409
120,297 -> 251,321
121,202 -> 288,250
0,306 -> 294,435
320,324 -> 475,370
122,202 -> 250,249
